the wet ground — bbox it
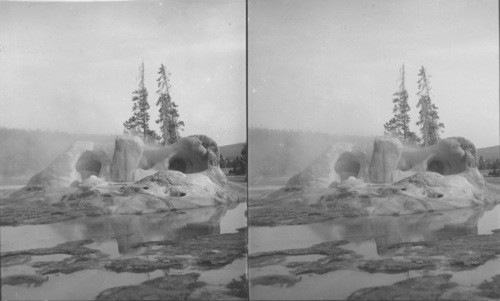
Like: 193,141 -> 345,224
1,186 -> 247,301
248,183 -> 500,300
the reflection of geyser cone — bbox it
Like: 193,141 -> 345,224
175,206 -> 226,239
110,206 -> 226,254
372,207 -> 484,256
424,208 -> 482,241
304,206 -> 485,256
111,215 -> 148,254
176,223 -> 221,239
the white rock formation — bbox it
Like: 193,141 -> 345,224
369,136 -> 403,183
110,136 -> 145,182
286,142 -> 370,190
27,141 -> 111,188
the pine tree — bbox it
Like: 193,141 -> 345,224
124,62 -> 157,141
156,63 -> 185,145
239,143 -> 247,174
478,156 -> 486,170
384,64 -> 420,143
416,66 -> 444,147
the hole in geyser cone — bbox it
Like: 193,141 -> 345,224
75,151 -> 102,180
168,157 -> 187,173
169,190 -> 186,197
334,153 -> 361,181
427,160 -> 445,175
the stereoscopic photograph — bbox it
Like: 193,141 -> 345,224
1,0 -> 499,300
248,0 -> 499,300
0,0 -> 246,300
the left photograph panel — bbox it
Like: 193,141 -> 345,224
0,1 -> 247,300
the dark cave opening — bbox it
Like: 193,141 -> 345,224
169,157 -> 187,173
76,151 -> 102,180
334,153 -> 361,181
427,160 -> 445,175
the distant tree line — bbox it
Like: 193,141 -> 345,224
384,65 -> 444,147
124,62 -> 184,145
221,144 -> 247,175
479,156 -> 500,173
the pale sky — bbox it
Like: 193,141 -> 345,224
249,0 -> 499,148
0,0 -> 245,146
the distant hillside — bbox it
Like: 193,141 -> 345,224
477,145 -> 500,161
219,143 -> 245,159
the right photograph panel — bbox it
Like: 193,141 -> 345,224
248,0 -> 500,300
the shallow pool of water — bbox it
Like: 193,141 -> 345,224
249,203 -> 500,300
220,202 -> 247,234
1,202 -> 247,256
197,257 -> 247,285
477,203 -> 500,234
250,255 -> 500,300
2,269 -> 165,300
251,269 -> 422,300
250,204 -> 499,254
1,202 -> 247,300
1,264 -> 38,278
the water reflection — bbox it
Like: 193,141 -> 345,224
309,205 -> 486,255
250,204 -> 499,255
249,204 -> 500,300
64,207 -> 226,255
2,202 -> 246,257
1,203 -> 248,300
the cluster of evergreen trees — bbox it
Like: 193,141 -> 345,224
220,144 -> 247,175
479,156 -> 500,171
384,65 -> 444,146
124,62 -> 184,145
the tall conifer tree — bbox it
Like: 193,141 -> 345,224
156,63 -> 184,145
416,66 -> 444,147
384,65 -> 419,143
124,62 -> 156,141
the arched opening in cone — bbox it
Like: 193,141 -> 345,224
335,152 -> 361,181
169,157 -> 187,173
427,160 -> 445,175
76,151 -> 102,180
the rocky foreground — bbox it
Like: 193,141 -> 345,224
1,228 -> 248,300
348,273 -> 500,300
249,231 -> 500,300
